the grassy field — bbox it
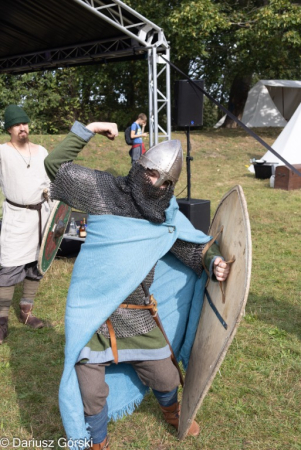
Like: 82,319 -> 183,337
0,128 -> 300,450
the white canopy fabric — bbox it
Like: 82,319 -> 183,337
241,80 -> 301,127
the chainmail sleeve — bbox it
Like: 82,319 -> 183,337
50,162 -> 128,215
50,162 -> 101,213
170,239 -> 206,277
170,239 -> 223,279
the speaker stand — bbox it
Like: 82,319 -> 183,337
176,127 -> 211,233
186,127 -> 193,200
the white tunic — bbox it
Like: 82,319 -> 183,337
0,143 -> 52,267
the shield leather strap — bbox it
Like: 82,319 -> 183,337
201,228 -> 235,330
202,226 -> 235,303
6,198 -> 46,247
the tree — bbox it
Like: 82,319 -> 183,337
0,70 -> 80,134
1,0 -> 300,131
219,0 -> 301,126
125,0 -> 301,127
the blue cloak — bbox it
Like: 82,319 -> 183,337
59,197 -> 211,448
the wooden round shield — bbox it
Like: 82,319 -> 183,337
37,200 -> 72,275
178,185 -> 252,440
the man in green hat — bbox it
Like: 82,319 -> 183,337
0,105 -> 52,344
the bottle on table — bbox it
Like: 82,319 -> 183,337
68,217 -> 78,236
79,219 -> 87,238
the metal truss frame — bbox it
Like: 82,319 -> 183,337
74,0 -> 171,147
148,47 -> 171,146
73,0 -> 172,144
0,0 -> 172,144
0,38 -> 146,73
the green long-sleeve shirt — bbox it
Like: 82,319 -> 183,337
45,123 -> 94,181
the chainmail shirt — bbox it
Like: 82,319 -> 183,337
50,162 -> 205,338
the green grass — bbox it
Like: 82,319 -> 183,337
0,128 -> 300,450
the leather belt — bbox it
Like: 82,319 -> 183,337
106,302 -> 158,365
107,293 -> 185,386
6,198 -> 46,247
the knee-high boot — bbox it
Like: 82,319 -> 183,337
19,279 -> 44,328
0,285 -> 15,344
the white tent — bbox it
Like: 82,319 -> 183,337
260,102 -> 301,165
242,80 -> 301,127
248,101 -> 301,173
215,79 -> 301,128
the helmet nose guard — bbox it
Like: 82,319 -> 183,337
138,140 -> 183,187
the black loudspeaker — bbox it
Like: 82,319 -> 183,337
177,199 -> 211,234
174,80 -> 204,127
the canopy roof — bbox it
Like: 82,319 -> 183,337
0,0 -> 168,74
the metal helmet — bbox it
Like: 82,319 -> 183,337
138,140 -> 183,187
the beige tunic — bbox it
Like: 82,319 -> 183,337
0,143 -> 51,267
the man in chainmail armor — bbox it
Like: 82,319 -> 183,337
44,121 -> 230,450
